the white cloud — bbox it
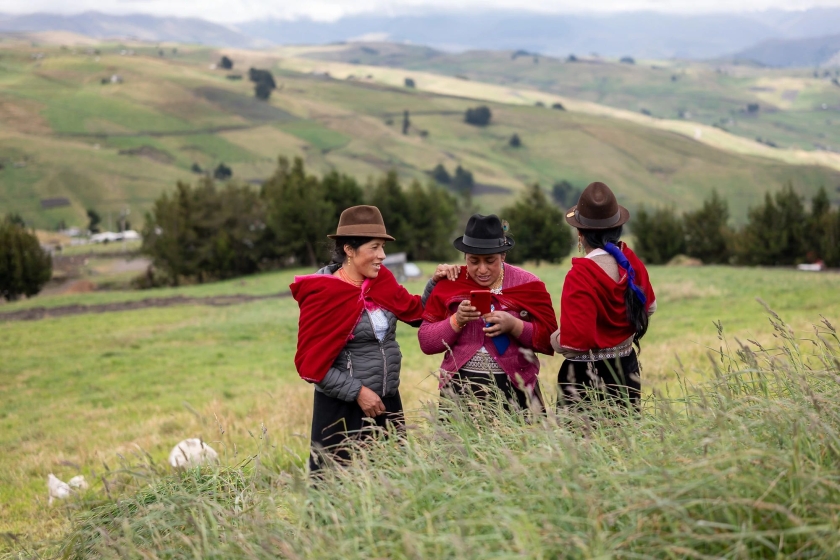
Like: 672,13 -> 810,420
2,0 -> 840,23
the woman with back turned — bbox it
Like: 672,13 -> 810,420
291,205 -> 457,473
554,182 -> 657,410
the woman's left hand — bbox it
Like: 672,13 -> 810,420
433,264 -> 460,282
483,311 -> 524,338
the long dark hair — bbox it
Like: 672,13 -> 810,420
580,226 -> 649,348
330,236 -> 373,265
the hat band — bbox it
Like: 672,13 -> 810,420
575,209 -> 621,228
462,234 -> 510,248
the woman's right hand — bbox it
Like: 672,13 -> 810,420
454,299 -> 482,327
357,386 -> 385,417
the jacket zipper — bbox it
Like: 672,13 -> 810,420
365,309 -> 389,397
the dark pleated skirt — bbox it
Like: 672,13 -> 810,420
309,389 -> 404,474
557,351 -> 641,411
441,370 -> 545,414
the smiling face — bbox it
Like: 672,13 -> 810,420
465,252 -> 505,287
345,238 -> 388,279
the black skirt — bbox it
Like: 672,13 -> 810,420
441,370 -> 545,414
556,351 -> 641,411
309,389 -> 404,474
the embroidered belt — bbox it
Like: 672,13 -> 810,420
461,351 -> 505,375
564,343 -> 634,362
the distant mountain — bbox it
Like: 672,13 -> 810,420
2,8 -> 840,60
239,9 -> 840,60
0,12 -> 261,48
734,34 -> 840,67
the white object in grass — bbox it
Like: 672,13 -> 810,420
68,475 -> 89,490
168,438 -> 219,469
47,473 -> 71,505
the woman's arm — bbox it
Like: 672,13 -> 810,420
418,318 -> 462,355
316,367 -> 363,402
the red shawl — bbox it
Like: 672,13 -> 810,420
291,266 -> 424,383
560,243 -> 656,351
423,265 -> 557,355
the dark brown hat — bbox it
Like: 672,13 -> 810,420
564,182 -> 630,230
453,214 -> 514,255
327,205 -> 395,241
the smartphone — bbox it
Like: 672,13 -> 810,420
470,290 -> 492,316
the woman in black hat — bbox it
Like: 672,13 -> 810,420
554,182 -> 657,410
419,214 -> 558,412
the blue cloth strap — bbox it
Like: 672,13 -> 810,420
603,243 -> 647,306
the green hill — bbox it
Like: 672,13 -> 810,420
299,42 -> 840,157
2,37 -> 840,230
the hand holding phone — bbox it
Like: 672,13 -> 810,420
470,290 -> 492,317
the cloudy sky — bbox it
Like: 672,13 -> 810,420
3,0 -> 840,23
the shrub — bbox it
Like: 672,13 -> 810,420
431,163 -> 451,184
404,77 -> 415,88
464,106 -> 492,126
551,103 -> 565,110
213,163 -> 232,180
508,133 -> 521,148
0,214 -> 52,301
620,56 -> 635,64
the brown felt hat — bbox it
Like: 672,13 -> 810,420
327,205 -> 395,241
564,182 -> 630,230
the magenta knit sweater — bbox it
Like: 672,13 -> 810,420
417,264 -> 542,388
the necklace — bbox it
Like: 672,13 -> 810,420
338,266 -> 364,287
489,264 -> 505,294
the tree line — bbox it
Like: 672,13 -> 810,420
632,185 -> 840,267
139,158 -> 573,286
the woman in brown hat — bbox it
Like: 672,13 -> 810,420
291,205 -> 457,473
554,182 -> 657,410
419,214 -> 558,413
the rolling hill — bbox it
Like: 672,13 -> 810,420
296,42 -> 840,156
1,36 -> 840,232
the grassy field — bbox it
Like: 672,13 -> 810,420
3,38 -> 840,232
2,262 -> 840,549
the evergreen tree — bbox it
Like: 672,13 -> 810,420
321,170 -> 365,226
367,170 -> 411,254
402,110 -> 410,135
632,205 -> 686,264
683,190 -> 731,264
0,214 -> 52,301
509,133 -> 522,148
502,184 -> 572,265
735,183 -> 805,265
261,157 -> 333,268
403,181 -> 459,261
806,187 -> 830,262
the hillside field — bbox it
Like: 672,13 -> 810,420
2,37 -> 840,231
1,263 -> 840,547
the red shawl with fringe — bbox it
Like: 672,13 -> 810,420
291,266 -> 424,383
423,265 -> 557,355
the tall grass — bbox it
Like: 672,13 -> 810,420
33,311 -> 840,559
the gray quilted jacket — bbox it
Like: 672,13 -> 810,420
315,264 -> 436,401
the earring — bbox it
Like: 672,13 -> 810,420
577,237 -> 582,254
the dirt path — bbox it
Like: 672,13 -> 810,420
0,292 -> 292,322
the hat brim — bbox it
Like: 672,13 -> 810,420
328,232 -> 395,241
564,205 -> 630,230
452,236 -> 515,255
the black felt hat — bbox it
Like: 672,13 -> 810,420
452,214 -> 514,255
